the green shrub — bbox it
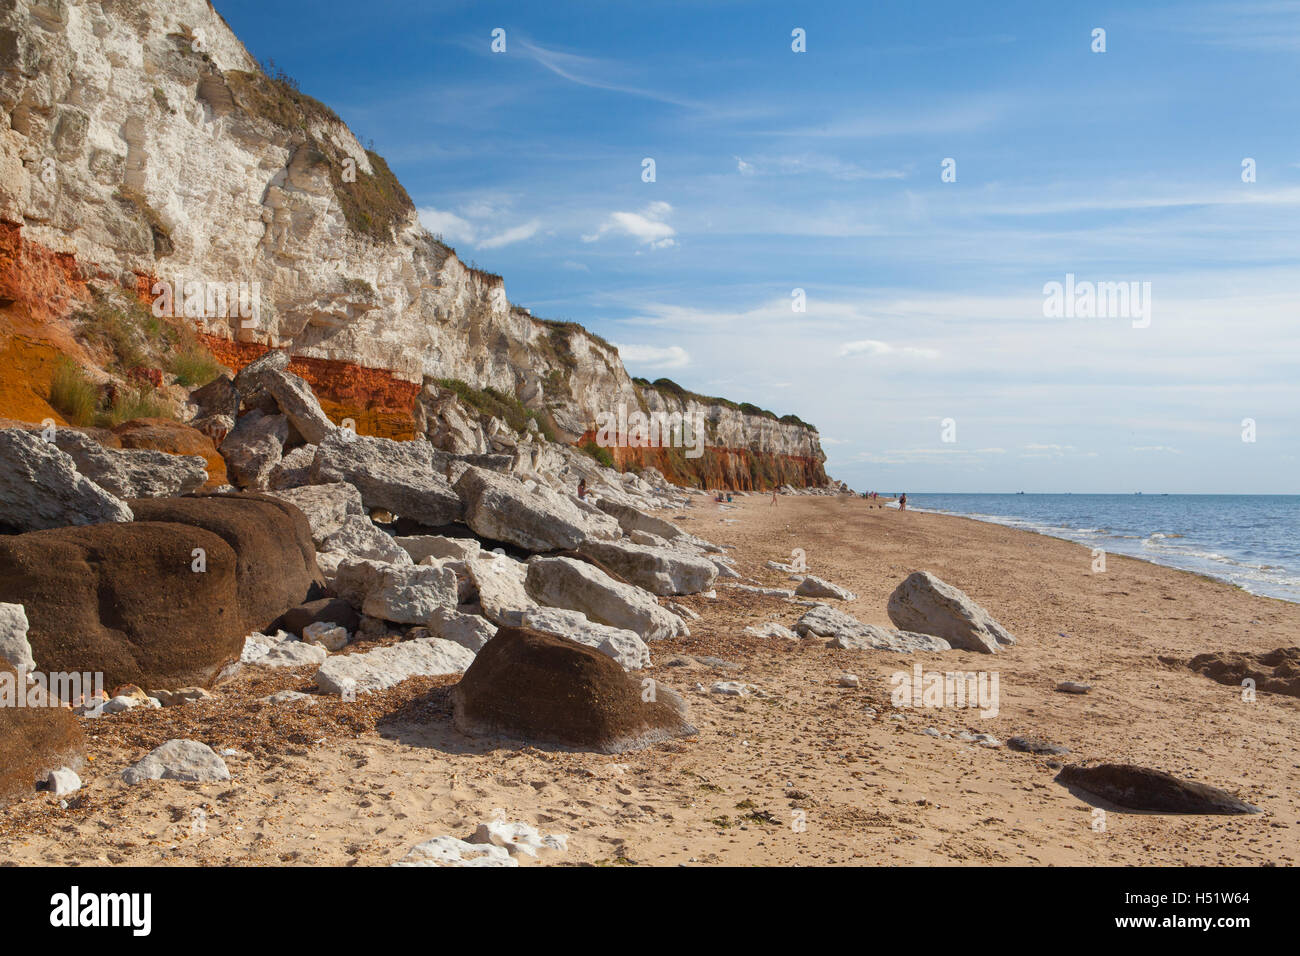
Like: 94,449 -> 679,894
169,345 -> 222,388
99,386 -> 170,427
434,378 -> 556,442
48,360 -> 99,427
579,440 -> 615,469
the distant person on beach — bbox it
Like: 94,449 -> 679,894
899,492 -> 907,511
577,478 -> 588,500
770,488 -> 778,506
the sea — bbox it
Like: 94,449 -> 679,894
903,494 -> 1300,604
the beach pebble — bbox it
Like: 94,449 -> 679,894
1056,681 -> 1092,694
121,739 -> 231,785
393,835 -> 517,868
795,575 -> 857,601
41,767 -> 81,797
1008,735 -> 1070,756
303,621 -> 350,651
468,820 -> 568,858
744,622 -> 799,641
259,690 -> 316,706
838,674 -> 860,688
711,681 -> 754,696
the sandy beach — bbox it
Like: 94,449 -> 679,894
2,494 -> 1297,867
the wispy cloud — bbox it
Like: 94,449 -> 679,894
516,39 -> 703,109
418,205 -> 540,251
614,343 -> 690,369
838,339 -> 940,359
583,201 -> 677,248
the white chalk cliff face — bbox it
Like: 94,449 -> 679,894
0,0 -> 825,483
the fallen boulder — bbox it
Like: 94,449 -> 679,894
0,428 -> 133,532
267,482 -> 365,547
267,444 -> 316,490
51,429 -> 207,498
129,493 -> 324,633
331,558 -> 458,625
1055,763 -> 1261,814
0,521 -> 245,689
0,602 -> 35,672
315,637 -> 474,695
593,497 -> 686,540
242,630 -> 329,668
455,465 -> 618,551
522,606 -> 652,670
321,514 -> 413,565
525,556 -> 688,641
795,605 -> 951,653
310,431 -> 461,526
578,538 -> 718,596
451,626 -> 695,752
113,418 -> 228,489
416,607 -> 498,652
466,554 -> 537,626
395,534 -> 481,563
887,571 -> 1015,653
255,368 -> 336,444
220,409 -> 287,489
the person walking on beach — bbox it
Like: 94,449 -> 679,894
770,487 -> 778,506
898,492 -> 907,511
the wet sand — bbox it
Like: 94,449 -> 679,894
3,494 -> 1297,866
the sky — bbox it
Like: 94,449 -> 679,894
213,0 -> 1299,493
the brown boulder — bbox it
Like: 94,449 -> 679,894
273,597 -> 360,636
129,493 -> 324,633
113,417 -> 227,488
451,625 -> 695,753
1056,763 -> 1261,814
0,662 -> 85,808
0,522 -> 244,690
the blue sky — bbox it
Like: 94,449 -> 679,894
214,0 -> 1299,493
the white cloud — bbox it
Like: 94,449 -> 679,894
735,155 -> 755,175
584,201 -> 677,248
837,339 -> 940,359
613,343 -> 690,369
417,206 -> 539,251
478,219 -> 541,250
418,206 -> 475,245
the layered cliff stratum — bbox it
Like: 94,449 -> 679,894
0,0 -> 827,490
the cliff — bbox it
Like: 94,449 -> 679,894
0,0 -> 826,489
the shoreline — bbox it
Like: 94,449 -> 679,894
900,496 -> 1300,606
3,495 -> 1297,866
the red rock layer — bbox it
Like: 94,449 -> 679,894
196,335 -> 419,441
578,431 -> 827,491
0,221 -> 98,424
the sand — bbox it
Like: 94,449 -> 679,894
2,494 -> 1297,866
